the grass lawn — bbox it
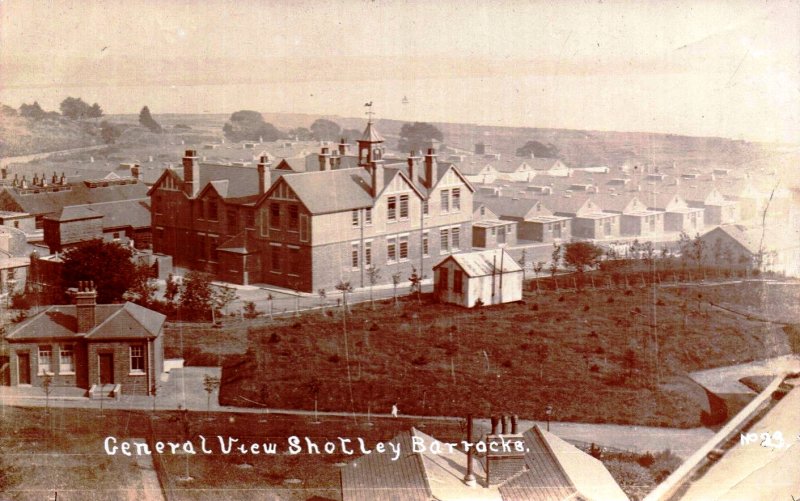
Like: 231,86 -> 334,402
212,280 -> 798,428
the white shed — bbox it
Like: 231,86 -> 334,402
434,249 -> 523,308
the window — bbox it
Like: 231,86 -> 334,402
130,345 -> 145,373
453,269 -> 463,293
365,241 -> 372,266
300,214 -> 310,242
208,200 -> 218,221
387,196 -> 397,221
197,233 -> 207,260
451,227 -> 460,250
439,268 -> 449,289
154,195 -> 163,215
422,231 -> 429,257
271,245 -> 281,272
288,205 -> 299,231
452,188 -> 461,211
480,206 -> 485,216
422,200 -> 429,216
13,221 -> 19,228
113,232 -> 120,240
440,228 -> 449,254
399,235 -> 409,261
38,345 -> 52,375
387,237 -> 397,263
365,208 -> 372,225
399,194 -> 409,219
227,209 -> 238,232
244,211 -> 255,229
288,247 -> 301,275
59,345 -> 74,373
441,190 -> 450,212
351,242 -> 359,269
270,203 -> 281,229
352,209 -> 360,227
209,236 -> 219,262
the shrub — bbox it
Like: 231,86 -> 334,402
269,333 -> 281,343
607,296 -> 615,303
243,301 -> 258,319
327,354 -> 340,364
411,355 -> 429,366
637,452 -> 656,468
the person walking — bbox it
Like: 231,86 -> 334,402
391,403 -> 399,418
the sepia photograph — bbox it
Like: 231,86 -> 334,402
1,1 -> 799,500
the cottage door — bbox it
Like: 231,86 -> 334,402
17,353 -> 31,385
99,354 -> 114,385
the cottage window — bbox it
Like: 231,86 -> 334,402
453,269 -> 463,293
451,227 -> 460,250
351,242 -> 359,269
422,231 -> 429,257
387,237 -> 397,263
352,209 -> 359,227
365,241 -> 372,266
38,345 -> 52,375
365,208 -> 373,225
441,190 -> 450,212
59,345 -> 74,374
130,345 -> 145,373
387,196 -> 397,221
288,247 -> 301,276
399,194 -> 409,219
270,203 -> 281,229
452,188 -> 461,211
271,245 -> 282,273
440,228 -> 449,254
288,205 -> 299,231
399,236 -> 409,261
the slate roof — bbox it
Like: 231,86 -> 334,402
74,199 -> 151,229
5,302 -> 165,341
0,181 -> 148,217
279,168 -> 374,214
478,197 -> 549,220
540,194 -> 597,216
44,205 -> 103,222
359,121 -> 385,143
436,249 -> 522,278
528,158 -> 567,171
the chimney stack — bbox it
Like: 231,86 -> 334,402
407,150 -> 422,184
486,413 -> 526,486
74,281 -> 98,333
319,147 -> 331,171
130,164 -> 141,180
182,149 -> 200,197
424,148 -> 438,188
338,138 -> 349,156
257,155 -> 272,195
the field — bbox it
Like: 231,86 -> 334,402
209,280 -> 798,429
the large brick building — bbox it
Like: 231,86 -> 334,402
5,281 -> 165,396
149,121 -> 474,292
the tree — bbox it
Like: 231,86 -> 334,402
139,106 -> 162,133
202,374 -> 221,420
335,281 -> 353,314
408,267 -> 423,303
243,301 -> 258,319
310,119 -> 342,141
222,110 -> 285,142
164,273 -> 180,303
366,266 -> 381,310
178,271 -> 214,320
1,103 -> 18,116
516,140 -> 559,158
211,286 -> 238,323
19,101 -> 46,120
100,120 -> 123,144
88,103 -> 103,118
549,243 -> 562,277
563,242 -> 603,273
397,122 -> 443,152
123,263 -> 157,306
61,240 -> 139,303
341,128 -> 362,142
287,127 -> 313,140
59,97 -> 92,119
391,272 -> 402,305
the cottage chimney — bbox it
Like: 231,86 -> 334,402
74,281 -> 98,333
32,173 -> 39,186
130,164 -> 141,180
319,147 -> 331,171
257,155 -> 272,195
371,161 -> 385,198
338,137 -> 349,156
486,413 -> 526,486
52,172 -> 58,184
182,149 -> 200,197
407,150 -> 422,184
60,172 -> 66,185
424,148 -> 438,188
21,175 -> 28,189
463,414 -> 477,487
0,166 -> 6,180
12,173 -> 18,187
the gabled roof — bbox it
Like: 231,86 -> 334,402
1,181 -> 148,217
593,193 -> 646,214
541,194 -> 598,216
479,196 -> 550,220
458,162 -> 496,176
5,302 -> 165,341
528,158 -> 567,171
276,168 -> 374,215
74,199 -> 151,230
435,249 -> 522,278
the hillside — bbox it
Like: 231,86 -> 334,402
0,114 -> 102,157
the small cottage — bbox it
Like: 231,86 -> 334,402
434,249 -> 522,307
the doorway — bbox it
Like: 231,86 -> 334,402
99,354 -> 114,385
17,353 -> 30,385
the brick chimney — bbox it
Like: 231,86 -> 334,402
74,281 -> 98,334
182,149 -> 200,197
424,148 -> 438,188
407,150 -> 422,184
338,137 -> 349,156
485,414 -> 526,486
257,155 -> 272,195
130,164 -> 141,180
319,147 -> 331,171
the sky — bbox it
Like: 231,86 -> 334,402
1,0 -> 798,143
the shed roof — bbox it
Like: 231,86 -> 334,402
435,249 -> 522,278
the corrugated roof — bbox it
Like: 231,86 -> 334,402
437,249 -> 522,278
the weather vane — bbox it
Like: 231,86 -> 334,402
364,101 -> 374,122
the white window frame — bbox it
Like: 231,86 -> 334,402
59,344 -> 74,374
387,196 -> 397,222
351,209 -> 359,227
399,234 -> 409,261
365,207 -> 373,226
422,199 -> 430,217
351,242 -> 360,270
364,240 -> 373,267
130,345 -> 145,374
452,188 -> 461,211
399,194 -> 409,220
441,189 -> 450,213
451,226 -> 461,251
38,345 -> 52,375
422,231 -> 429,257
440,228 -> 449,254
387,237 -> 397,263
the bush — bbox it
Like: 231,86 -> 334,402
269,333 -> 281,343
243,301 -> 258,319
411,355 -> 429,366
637,452 -> 655,468
327,354 -> 340,364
